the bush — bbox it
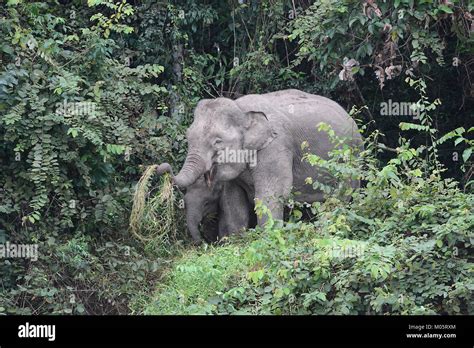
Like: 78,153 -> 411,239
0,233 -> 164,314
0,1 -> 188,315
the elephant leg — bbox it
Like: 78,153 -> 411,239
218,182 -> 250,239
253,149 -> 293,226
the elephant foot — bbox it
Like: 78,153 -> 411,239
191,238 -> 203,246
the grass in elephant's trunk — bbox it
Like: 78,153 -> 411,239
130,165 -> 181,252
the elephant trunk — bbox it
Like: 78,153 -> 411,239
156,152 -> 206,188
173,152 -> 206,188
156,163 -> 173,176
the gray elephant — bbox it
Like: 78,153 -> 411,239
164,168 -> 293,245
158,89 -> 362,227
168,170 -> 256,244
183,175 -> 220,243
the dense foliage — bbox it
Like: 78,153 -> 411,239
0,0 -> 472,314
144,126 -> 473,315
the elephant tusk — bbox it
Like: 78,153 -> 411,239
204,171 -> 212,188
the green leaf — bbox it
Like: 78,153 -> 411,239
462,148 -> 472,163
67,128 -> 79,138
316,292 -> 327,302
1,45 -> 14,54
411,169 -> 422,177
438,5 -> 454,13
292,209 -> 303,220
87,0 -> 103,6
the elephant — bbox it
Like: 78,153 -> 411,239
184,175 -> 256,244
158,89 -> 363,228
170,171 -> 256,244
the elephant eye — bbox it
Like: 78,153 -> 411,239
213,138 -> 222,146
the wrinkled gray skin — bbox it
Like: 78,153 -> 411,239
184,176 -> 256,244
158,89 -> 363,230
184,176 -> 220,243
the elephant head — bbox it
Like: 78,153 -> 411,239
157,98 -> 276,189
183,176 -> 222,244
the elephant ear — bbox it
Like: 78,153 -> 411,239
242,111 -> 276,150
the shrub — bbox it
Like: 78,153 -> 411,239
0,1 -> 186,314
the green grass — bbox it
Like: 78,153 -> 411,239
142,242 -> 251,314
